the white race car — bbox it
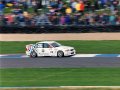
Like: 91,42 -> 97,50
26,41 -> 76,57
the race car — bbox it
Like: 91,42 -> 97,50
26,41 -> 76,57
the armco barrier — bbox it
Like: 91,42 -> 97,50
0,25 -> 120,33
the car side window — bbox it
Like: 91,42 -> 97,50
35,43 -> 43,48
43,43 -> 50,48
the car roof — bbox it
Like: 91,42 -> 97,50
37,41 -> 56,44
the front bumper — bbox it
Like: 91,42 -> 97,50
64,50 -> 76,56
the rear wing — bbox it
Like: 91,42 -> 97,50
26,44 -> 34,51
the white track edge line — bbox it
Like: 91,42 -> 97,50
1,86 -> 120,89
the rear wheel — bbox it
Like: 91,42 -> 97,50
57,51 -> 64,57
30,51 -> 37,58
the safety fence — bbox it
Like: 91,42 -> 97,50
0,25 -> 120,33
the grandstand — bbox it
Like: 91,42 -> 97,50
0,0 -> 120,33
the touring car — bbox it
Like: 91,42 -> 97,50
26,41 -> 76,57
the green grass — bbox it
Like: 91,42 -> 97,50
0,68 -> 120,86
0,40 -> 120,54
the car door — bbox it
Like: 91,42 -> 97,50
34,43 -> 44,56
43,43 -> 54,56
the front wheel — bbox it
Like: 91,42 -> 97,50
57,51 -> 64,57
30,51 -> 37,58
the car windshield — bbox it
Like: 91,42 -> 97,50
51,42 -> 62,47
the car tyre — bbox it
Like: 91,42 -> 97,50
57,51 -> 64,57
30,51 -> 37,58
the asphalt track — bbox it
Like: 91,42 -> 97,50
0,56 -> 120,68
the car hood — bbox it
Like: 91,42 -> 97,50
56,46 -> 74,50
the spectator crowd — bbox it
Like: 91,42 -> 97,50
0,0 -> 120,26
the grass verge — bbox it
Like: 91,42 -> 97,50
0,40 -> 120,54
0,68 -> 120,86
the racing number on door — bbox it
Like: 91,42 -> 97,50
35,43 -> 43,56
43,43 -> 53,56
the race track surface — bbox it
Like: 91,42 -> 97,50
0,57 -> 120,68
